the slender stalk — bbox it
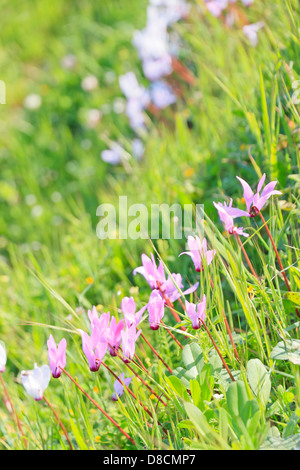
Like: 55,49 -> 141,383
160,321 -> 184,350
0,374 -> 27,448
171,57 -> 196,85
235,234 -> 259,281
102,361 -> 168,434
157,282 -> 186,331
133,353 -> 148,373
109,346 -> 168,406
258,210 -> 300,319
60,367 -> 136,446
209,274 -> 240,362
178,299 -> 235,379
201,322 -> 235,382
43,395 -> 73,450
140,332 -> 173,374
258,211 -> 290,290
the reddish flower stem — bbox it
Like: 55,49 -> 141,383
102,361 -> 168,434
171,57 -> 196,85
157,283 -> 186,332
178,300 -> 235,381
160,321 -> 184,350
60,367 -> 136,446
200,321 -> 235,382
108,346 -> 168,406
235,234 -> 259,281
140,332 -> 173,374
0,373 -> 27,448
258,211 -> 290,290
43,394 -> 73,450
209,275 -> 240,362
133,353 -> 148,374
258,210 -> 300,319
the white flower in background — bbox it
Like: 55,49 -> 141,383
243,22 -> 263,46
0,343 -> 7,373
148,0 -> 190,26
119,72 -> 149,102
241,0 -> 254,6
132,138 -> 145,160
150,81 -> 177,109
142,55 -> 173,81
205,0 -> 229,17
81,75 -> 98,92
21,364 -> 51,401
133,20 -> 169,62
85,109 -> 102,128
61,54 -> 77,70
101,142 -> 124,165
119,72 -> 150,130
23,93 -> 42,110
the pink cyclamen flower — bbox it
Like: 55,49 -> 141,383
0,343 -> 7,373
159,272 -> 199,303
21,364 -> 51,401
88,307 -> 110,345
133,253 -> 166,289
185,296 -> 206,329
112,373 -> 133,401
147,290 -> 165,330
213,200 -> 249,238
121,296 -> 147,329
79,330 -> 107,372
107,316 -> 125,356
121,325 -> 142,363
47,335 -> 67,378
221,174 -> 282,219
179,236 -> 216,272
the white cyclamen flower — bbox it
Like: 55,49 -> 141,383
21,364 -> 51,401
0,343 -> 7,373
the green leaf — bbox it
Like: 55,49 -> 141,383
165,375 -> 190,401
226,380 -> 249,420
172,366 -> 196,389
182,343 -> 205,378
246,359 -> 271,408
271,339 -> 300,364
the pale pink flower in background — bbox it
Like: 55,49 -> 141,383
112,373 -> 133,401
185,295 -> 207,329
179,236 -> 216,272
147,290 -> 165,330
243,22 -> 264,47
205,0 -> 228,17
121,325 -> 142,363
21,364 -> 51,401
0,343 -> 7,373
47,335 -> 67,378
